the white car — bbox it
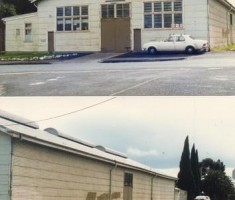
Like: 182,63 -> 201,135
194,195 -> 211,200
142,34 -> 210,54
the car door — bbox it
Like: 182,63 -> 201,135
158,36 -> 175,51
174,36 -> 187,51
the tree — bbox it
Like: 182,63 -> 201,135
0,1 -> 16,51
202,170 -> 234,200
200,158 -> 225,176
191,144 -> 201,197
0,2 -> 16,19
177,136 -> 195,200
2,0 -> 36,15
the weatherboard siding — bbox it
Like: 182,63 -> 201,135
4,14 -> 39,52
3,0 -> 235,52
153,177 -> 175,200
208,0 -> 235,47
11,140 -> 115,200
10,140 -> 175,200
0,132 -> 11,200
37,0 -> 102,52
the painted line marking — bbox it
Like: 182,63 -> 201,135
29,82 -> 46,86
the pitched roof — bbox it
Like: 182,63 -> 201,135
0,110 -> 176,180
28,0 -> 235,11
2,12 -> 37,22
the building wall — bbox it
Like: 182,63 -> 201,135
0,132 -> 12,200
37,0 -> 103,52
208,0 -> 235,47
183,0 -> 208,39
153,177 -> 175,200
4,14 -> 39,52
140,0 -> 208,46
11,140 -> 175,200
6,0 -> 234,51
175,189 -> 187,200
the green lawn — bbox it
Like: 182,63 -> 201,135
212,44 -> 235,52
0,52 -> 51,60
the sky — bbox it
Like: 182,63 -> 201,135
0,96 -> 235,178
228,0 -> 235,6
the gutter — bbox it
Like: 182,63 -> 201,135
221,0 -> 235,11
207,0 -> 210,44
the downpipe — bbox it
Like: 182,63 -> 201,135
109,161 -> 118,200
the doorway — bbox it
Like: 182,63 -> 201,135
48,31 -> 54,52
101,18 -> 131,52
134,29 -> 141,51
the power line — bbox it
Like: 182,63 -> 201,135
2,97 -> 117,127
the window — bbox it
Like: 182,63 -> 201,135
144,1 -> 183,29
102,5 -> 114,18
124,173 -> 133,187
230,14 -> 233,25
101,3 -> 130,18
16,29 -> 20,36
177,36 -> 185,41
25,23 -> 32,41
56,6 -> 89,31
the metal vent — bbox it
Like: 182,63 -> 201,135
0,109 -> 39,129
95,145 -> 127,158
44,127 -> 95,148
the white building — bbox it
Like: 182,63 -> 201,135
2,0 -> 235,52
0,110 -> 179,200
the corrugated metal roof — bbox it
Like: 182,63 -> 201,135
0,112 -> 176,180
2,12 -> 38,22
0,109 -> 39,129
28,0 -> 235,10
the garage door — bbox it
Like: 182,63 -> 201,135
101,18 -> 131,52
101,3 -> 131,53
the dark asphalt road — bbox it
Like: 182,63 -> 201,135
0,52 -> 235,96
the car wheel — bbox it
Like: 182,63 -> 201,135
185,46 -> 195,54
148,47 -> 157,55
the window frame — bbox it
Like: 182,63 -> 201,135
101,3 -> 130,19
56,5 -> 89,32
144,1 -> 183,29
24,23 -> 32,42
124,172 -> 133,187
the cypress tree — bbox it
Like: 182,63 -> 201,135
177,136 -> 195,200
195,150 -> 201,193
191,144 -> 200,197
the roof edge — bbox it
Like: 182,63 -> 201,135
2,12 -> 38,22
0,109 -> 39,129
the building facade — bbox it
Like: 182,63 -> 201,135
2,0 -> 235,52
0,111 -> 178,200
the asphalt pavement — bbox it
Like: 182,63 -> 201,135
0,51 -> 235,96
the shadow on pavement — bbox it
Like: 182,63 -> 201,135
101,51 -> 207,63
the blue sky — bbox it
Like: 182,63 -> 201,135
0,97 -> 235,177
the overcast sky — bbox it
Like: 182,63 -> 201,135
228,0 -> 235,6
0,96 -> 235,178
